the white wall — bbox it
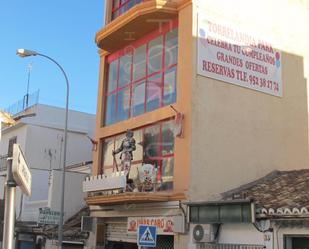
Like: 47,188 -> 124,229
0,104 -> 95,223
20,169 -> 50,221
21,104 -> 95,135
218,223 -> 264,244
25,125 -> 93,171
0,124 -> 27,156
49,169 -> 87,221
189,0 -> 309,201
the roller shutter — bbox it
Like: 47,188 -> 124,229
105,218 -> 137,243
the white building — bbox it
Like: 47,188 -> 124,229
0,104 -> 95,249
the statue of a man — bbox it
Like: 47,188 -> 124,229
113,129 -> 136,161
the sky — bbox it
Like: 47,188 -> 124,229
0,1 -> 105,114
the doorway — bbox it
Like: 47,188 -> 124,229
285,236 -> 309,249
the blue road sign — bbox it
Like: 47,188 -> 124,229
138,225 -> 157,248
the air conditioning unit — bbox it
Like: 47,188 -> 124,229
192,224 -> 216,243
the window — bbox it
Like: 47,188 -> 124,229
189,203 -> 254,224
101,119 -> 175,191
112,0 -> 144,20
104,24 -> 178,126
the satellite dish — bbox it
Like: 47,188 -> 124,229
193,224 -> 204,242
255,219 -> 270,232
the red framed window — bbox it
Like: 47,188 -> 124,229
104,21 -> 178,126
101,119 -> 175,191
111,0 -> 144,20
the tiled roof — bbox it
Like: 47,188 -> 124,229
221,169 -> 309,211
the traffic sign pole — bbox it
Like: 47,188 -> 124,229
2,147 -> 16,249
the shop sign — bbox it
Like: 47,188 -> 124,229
127,216 -> 174,235
197,14 -> 282,97
12,144 -> 32,196
38,207 -> 61,225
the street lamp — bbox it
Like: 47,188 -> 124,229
16,48 -> 69,249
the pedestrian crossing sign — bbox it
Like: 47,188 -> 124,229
138,225 -> 157,247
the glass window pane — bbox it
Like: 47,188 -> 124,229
133,45 -> 146,81
165,29 -> 178,67
128,164 -> 140,188
103,138 -> 114,167
119,54 -> 132,87
127,0 -> 135,10
112,10 -> 119,20
241,203 -> 252,223
148,36 -> 163,74
117,87 -> 130,122
146,73 -> 162,112
113,0 -> 120,9
107,60 -> 118,93
105,93 -> 117,125
199,206 -> 219,223
119,5 -> 126,15
132,81 -> 145,117
114,133 -> 126,165
220,205 -> 242,223
162,120 -> 175,156
161,157 -> 174,186
163,67 -> 177,106
143,124 -> 160,164
190,207 -> 199,223
133,130 -> 143,161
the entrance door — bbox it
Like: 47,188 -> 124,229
106,241 -> 138,249
155,235 -> 174,249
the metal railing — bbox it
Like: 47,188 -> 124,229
4,90 -> 39,116
197,244 -> 265,249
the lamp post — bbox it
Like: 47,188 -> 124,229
16,49 -> 69,249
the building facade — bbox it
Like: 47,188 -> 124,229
0,104 -> 95,249
85,1 -> 309,249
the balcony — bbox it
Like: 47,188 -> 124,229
83,171 -> 185,205
96,0 -> 188,52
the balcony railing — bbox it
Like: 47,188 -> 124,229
83,171 -> 169,194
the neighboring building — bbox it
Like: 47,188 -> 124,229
0,103 -> 95,249
83,1 -> 309,249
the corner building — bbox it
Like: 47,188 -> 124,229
85,1 -> 309,249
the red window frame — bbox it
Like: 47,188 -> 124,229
104,19 -> 178,125
100,119 -> 175,187
111,0 -> 145,20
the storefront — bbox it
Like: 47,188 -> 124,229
90,202 -> 184,249
99,216 -> 176,249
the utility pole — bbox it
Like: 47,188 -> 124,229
2,138 -> 17,249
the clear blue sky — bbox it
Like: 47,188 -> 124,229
0,1 -> 105,114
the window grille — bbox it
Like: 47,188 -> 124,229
197,243 -> 265,249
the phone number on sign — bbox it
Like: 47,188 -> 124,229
248,75 -> 280,92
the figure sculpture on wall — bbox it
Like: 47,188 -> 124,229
112,129 -> 136,177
